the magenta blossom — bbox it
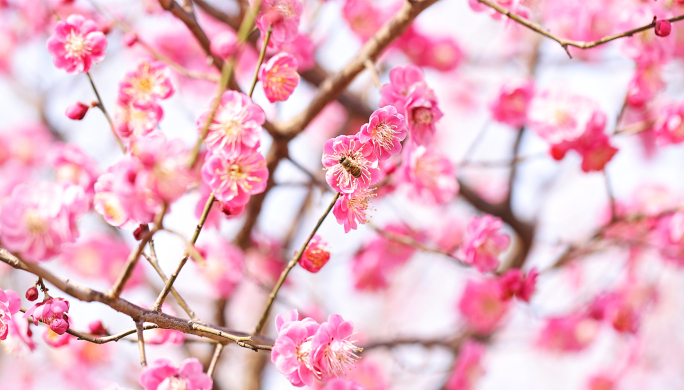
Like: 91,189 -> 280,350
654,102 -> 684,145
195,237 -> 244,299
322,135 -> 379,194
43,327 -> 73,348
400,144 -> 458,205
460,215 -> 510,273
322,379 -> 367,390
445,340 -> 486,390
140,358 -> 212,390
333,188 -> 375,233
310,314 -> 363,379
256,0 -> 303,47
46,14 -> 107,74
271,310 -> 321,387
379,65 -> 426,110
201,148 -> 269,206
357,106 -> 407,161
490,78 -> 535,128
299,235 -> 331,273
278,34 -> 315,71
199,90 -> 265,154
0,288 -> 21,341
118,60 -> 174,109
65,102 -> 90,120
259,52 -> 300,103
498,268 -> 538,302
24,297 -> 70,335
0,182 -> 88,261
458,279 -> 509,334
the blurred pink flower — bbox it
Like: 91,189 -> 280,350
333,189 -> 374,233
321,379 -> 367,390
48,143 -> 100,196
118,60 -> 174,109
199,90 -> 265,154
114,100 -> 164,142
458,278 -> 509,334
196,237 -> 244,298
498,268 -> 537,302
445,340 -> 486,390
357,106 -> 407,161
277,34 -> 315,71
259,52 -> 300,103
587,374 -> 616,390
537,314 -> 598,352
490,78 -> 534,128
460,215 -> 510,273
43,327 -> 72,347
322,135 -> 379,194
654,101 -> 684,145
94,158 -> 149,228
201,148 -> 269,206
0,288 -> 21,341
256,0 -> 303,47
46,14 -> 107,74
7,123 -> 53,166
400,144 -> 458,205
210,30 -> 238,60
626,65 -> 664,109
24,297 -> 70,335
140,358 -> 212,390
342,0 -> 385,41
299,235 -> 331,273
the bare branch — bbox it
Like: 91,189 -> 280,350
207,343 -> 225,377
136,320 -> 148,366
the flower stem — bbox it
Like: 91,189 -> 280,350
248,26 -> 272,98
86,72 -> 125,152
253,192 -> 341,335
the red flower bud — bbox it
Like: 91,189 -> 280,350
133,224 -> 149,240
122,32 -> 138,47
65,102 -> 90,120
25,286 -> 39,301
655,20 -> 672,37
88,320 -> 109,335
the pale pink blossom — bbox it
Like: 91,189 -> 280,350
490,79 -> 534,128
246,233 -> 287,286
0,182 -> 87,261
255,0 -> 303,47
277,34 -> 315,71
259,52 -> 300,103
271,310 -> 321,387
210,30 -> 238,60
24,297 -> 70,335
587,374 -> 616,390
3,314 -> 36,354
299,235 -> 331,273
6,123 -> 53,166
619,6 -> 673,66
201,148 -> 269,206
140,358 -> 212,390
65,102 -> 90,120
199,90 -> 265,154
114,99 -> 163,141
626,65 -> 664,109
460,215 -> 510,273
310,314 -> 363,379
333,189 -> 374,233
46,14 -> 107,74
458,279 -> 510,334
196,237 -> 244,298
445,340 -> 486,390
0,288 -> 21,341
342,0 -> 385,41
379,65 -> 426,113
93,159 -> 149,228
48,143 -> 100,196
322,135 -> 379,194
396,27 -> 462,72
322,379 -> 367,390
43,327 -> 72,347
400,145 -> 458,205
357,106 -> 407,161
537,314 -> 599,352
118,60 -> 174,109
122,32 -> 138,47
654,102 -> 684,145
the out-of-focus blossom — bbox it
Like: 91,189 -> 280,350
65,102 -> 90,120
490,79 -> 534,128
400,144 -> 458,205
48,143 -> 100,196
322,135 -> 379,194
199,90 -> 265,154
43,327 -> 72,347
46,14 -> 107,74
3,315 -> 36,354
271,309 -> 321,387
626,65 -> 664,108
0,288 -> 21,341
201,148 -> 268,206
277,34 -> 315,71
357,106 -> 407,161
445,340 -> 486,390
118,60 -> 174,109
619,6 -> 674,66
140,358 -> 212,390
587,374 -> 616,390
196,237 -> 244,298
122,32 -> 138,47
299,235 -> 331,273
458,278 -> 509,334
498,268 -> 538,302
396,27 -> 463,72
321,379 -> 367,390
6,123 -> 53,166
333,189 -> 375,233
24,297 -> 70,335
588,291 -> 643,334
210,30 -> 238,59
255,0 -> 303,47
114,99 -> 163,141
459,215 -> 510,273
537,314 -> 598,352
342,0 -> 385,42
259,52 -> 300,103
94,159 -> 149,228
0,182 -> 87,261
654,101 -> 684,145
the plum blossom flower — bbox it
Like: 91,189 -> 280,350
400,145 -> 458,205
498,268 -> 538,302
48,143 -> 100,196
342,0 -> 385,41
94,159 -> 149,228
6,123 -> 53,166
46,14 -> 107,74
277,34 -> 315,71
458,279 -> 510,334
0,288 -> 21,341
357,106 -> 407,161
322,135 -> 379,194
140,358 -> 212,390
201,148 -> 269,206
114,99 -> 163,141
537,314 -> 598,352
43,327 -> 72,348
322,379 -> 367,390
0,182 -> 88,261
271,310 -> 321,387
333,188 -> 375,233
654,102 -> 684,145
460,215 -> 510,273
256,0 -> 303,47
259,52 -> 300,103
396,27 -> 462,72
299,235 -> 331,273
199,91 -> 265,154
490,79 -> 535,128
626,65 -> 664,109
118,60 -> 174,109
24,297 -> 70,335
310,314 -> 363,379
195,237 -> 244,298
445,340 -> 486,390
210,30 -> 238,60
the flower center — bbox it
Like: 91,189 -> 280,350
168,377 -> 188,390
24,209 -> 48,235
372,123 -> 398,151
65,32 -> 88,58
321,336 -> 362,376
131,77 -> 153,95
413,107 -> 433,125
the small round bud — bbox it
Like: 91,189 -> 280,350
25,286 -> 39,301
50,318 -> 69,335
133,224 -> 149,240
122,32 -> 138,47
65,102 -> 90,120
655,20 -> 672,37
99,20 -> 113,35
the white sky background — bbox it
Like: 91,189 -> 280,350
2,0 -> 684,389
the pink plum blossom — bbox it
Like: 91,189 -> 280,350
277,34 -> 315,71
460,215 -> 510,273
322,135 -> 379,194
271,310 -> 321,387
259,52 -> 300,103
654,102 -> 684,145
626,65 -> 664,109
445,340 -> 486,390
537,314 -> 599,352
400,144 -> 458,205
490,79 -> 535,128
201,148 -> 269,206
210,30 -> 238,60
255,0 -> 303,47
0,288 -> 21,341
114,99 -> 164,142
0,182 -> 88,261
199,90 -> 265,154
140,358 -> 212,390
46,14 -> 107,74
498,268 -> 538,302
299,235 -> 331,273
122,32 -> 138,47
24,297 -> 70,335
94,158 -> 150,228
48,143 -> 100,196
118,60 -> 174,109
310,314 -> 363,379
43,327 -> 72,347
6,123 -> 53,166
333,189 -> 375,233
195,237 -> 244,298
342,0 -> 385,42
322,379 -> 367,390
357,106 -> 407,161
396,27 -> 463,72
458,279 -> 510,334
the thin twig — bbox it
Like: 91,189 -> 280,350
248,26 -> 272,97
136,320 -> 148,366
207,343 -> 225,377
253,192 -> 341,334
86,72 -> 125,152
142,248 -> 198,321
368,223 -> 466,266
365,59 -> 382,89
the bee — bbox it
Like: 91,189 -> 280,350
339,156 -> 362,178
